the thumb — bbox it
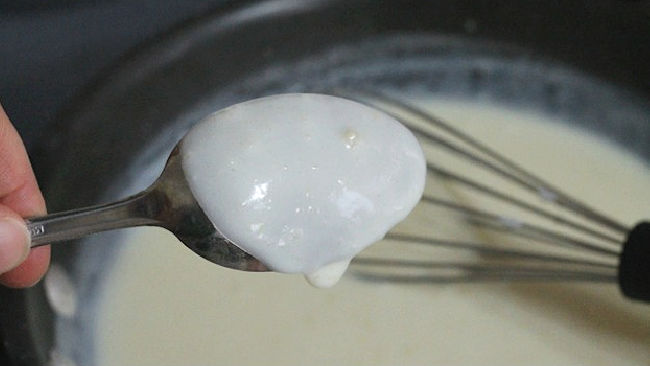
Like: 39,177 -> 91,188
0,214 -> 30,274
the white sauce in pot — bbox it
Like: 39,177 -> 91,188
94,98 -> 650,366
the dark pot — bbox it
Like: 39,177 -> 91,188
1,0 -> 649,364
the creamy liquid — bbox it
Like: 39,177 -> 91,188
181,94 -> 425,287
94,99 -> 650,366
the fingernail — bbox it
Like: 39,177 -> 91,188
0,218 -> 30,273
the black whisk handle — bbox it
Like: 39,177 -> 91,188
619,221 -> 650,302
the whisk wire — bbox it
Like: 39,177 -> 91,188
382,233 -> 617,269
420,196 -> 620,257
351,264 -> 618,284
337,88 -> 629,234
426,164 -> 622,245
329,88 -> 632,285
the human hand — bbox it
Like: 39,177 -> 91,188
0,103 -> 50,288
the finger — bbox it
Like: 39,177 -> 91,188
0,103 -> 46,216
0,216 -> 30,273
0,245 -> 50,288
0,181 -> 49,287
0,197 -> 50,288
0,104 -> 50,287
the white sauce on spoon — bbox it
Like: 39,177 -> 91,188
180,93 -> 426,287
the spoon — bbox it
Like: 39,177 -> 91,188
26,145 -> 269,272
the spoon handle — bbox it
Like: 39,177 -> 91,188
25,192 -> 160,247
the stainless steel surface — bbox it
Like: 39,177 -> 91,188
25,146 -> 268,272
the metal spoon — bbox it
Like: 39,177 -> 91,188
26,145 -> 269,272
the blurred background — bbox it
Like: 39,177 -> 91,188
0,0 -> 227,152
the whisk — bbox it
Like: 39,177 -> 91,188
336,89 -> 650,303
